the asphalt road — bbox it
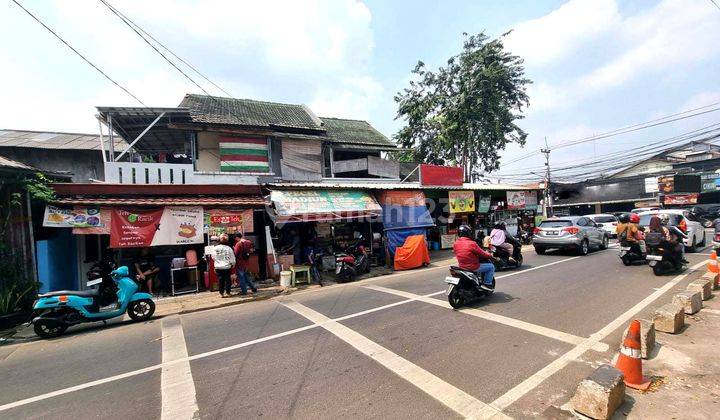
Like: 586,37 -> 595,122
0,237 -> 713,419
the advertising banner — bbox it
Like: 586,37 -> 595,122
419,164 -> 464,186
658,176 -> 674,194
476,195 -> 491,213
663,193 -> 699,206
72,207 -> 112,235
110,207 -> 204,248
448,190 -> 475,213
506,191 -> 538,210
271,190 -> 382,217
204,209 -> 254,236
644,177 -> 659,193
43,205 -> 107,228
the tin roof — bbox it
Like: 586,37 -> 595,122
54,196 -> 265,207
265,181 -> 536,191
0,129 -> 125,151
0,154 -> 36,172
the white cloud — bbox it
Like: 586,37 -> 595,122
0,0 -> 379,132
519,0 -> 720,113
504,0 -> 620,66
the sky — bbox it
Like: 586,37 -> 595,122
1,0 -> 719,181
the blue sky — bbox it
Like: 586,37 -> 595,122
1,0 -> 719,180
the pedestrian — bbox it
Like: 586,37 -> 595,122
212,234 -> 235,297
233,233 -> 257,295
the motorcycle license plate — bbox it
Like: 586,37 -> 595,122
86,278 -> 102,287
444,276 -> 459,285
646,255 -> 663,261
445,284 -> 454,296
649,260 -> 657,267
620,247 -> 631,251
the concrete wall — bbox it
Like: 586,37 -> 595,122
0,147 -> 104,182
196,131 -> 221,172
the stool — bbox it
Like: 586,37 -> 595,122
289,265 -> 311,286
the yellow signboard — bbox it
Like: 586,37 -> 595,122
448,190 -> 475,213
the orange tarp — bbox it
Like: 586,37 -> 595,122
394,234 -> 430,271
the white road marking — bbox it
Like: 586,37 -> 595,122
0,254 -> 602,412
160,316 -> 198,420
280,300 -> 510,420
494,256 -> 581,280
363,285 -> 608,352
490,261 -> 707,412
703,308 -> 720,315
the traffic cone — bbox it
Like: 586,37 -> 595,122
615,320 -> 651,390
707,251 -> 718,274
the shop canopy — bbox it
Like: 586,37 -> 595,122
269,190 -> 382,223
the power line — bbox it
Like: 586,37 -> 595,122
709,0 -> 720,11
498,102 -> 720,169
98,0 -> 233,97
10,0 -> 145,106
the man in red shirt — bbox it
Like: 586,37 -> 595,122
453,225 -> 496,290
233,234 -> 257,295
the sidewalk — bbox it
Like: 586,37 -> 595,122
619,289 -> 720,419
154,248 -> 457,317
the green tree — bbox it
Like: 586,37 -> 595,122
394,32 -> 531,182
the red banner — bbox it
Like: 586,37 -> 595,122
419,164 -> 463,186
663,193 -> 698,205
204,209 -> 254,236
110,208 -> 163,248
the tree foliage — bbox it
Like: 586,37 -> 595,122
394,32 -> 531,181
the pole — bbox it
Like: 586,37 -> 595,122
541,137 -> 552,218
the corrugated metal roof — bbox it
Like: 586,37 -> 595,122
320,117 -> 395,147
0,154 -> 36,171
54,195 -> 266,207
265,181 -> 535,191
0,129 -> 125,151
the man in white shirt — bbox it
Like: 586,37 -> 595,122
212,234 -> 236,297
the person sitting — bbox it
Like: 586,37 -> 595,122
453,225 -> 496,291
616,213 -> 644,254
489,222 -> 517,264
134,247 -> 160,296
646,215 -> 685,267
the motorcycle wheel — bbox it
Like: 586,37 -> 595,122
652,265 -> 664,276
447,286 -> 464,309
621,255 -> 632,266
33,319 -> 67,339
515,255 -> 523,268
127,299 -> 155,322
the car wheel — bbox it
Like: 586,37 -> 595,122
599,235 -> 609,250
699,231 -> 707,247
578,239 -> 589,256
687,234 -> 697,253
534,247 -> 546,255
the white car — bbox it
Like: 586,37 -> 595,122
637,209 -> 707,252
587,214 -> 619,238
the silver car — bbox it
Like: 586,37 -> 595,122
587,213 -> 619,238
533,216 -> 609,256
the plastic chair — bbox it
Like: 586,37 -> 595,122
289,265 -> 311,286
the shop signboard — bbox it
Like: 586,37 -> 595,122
658,176 -> 674,194
663,193 -> 699,206
204,209 -> 254,236
419,164 -> 464,186
72,207 -> 112,235
271,190 -> 382,219
701,173 -> 720,192
43,205 -> 107,228
644,177 -> 659,193
448,190 -> 475,213
506,191 -> 538,210
110,207 -> 204,248
476,195 -> 491,213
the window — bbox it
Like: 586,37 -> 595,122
592,215 -> 616,223
539,220 -> 572,228
576,218 -> 589,227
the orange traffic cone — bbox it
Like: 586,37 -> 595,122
615,320 -> 651,390
707,251 -> 718,274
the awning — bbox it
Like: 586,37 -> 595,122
269,190 -> 382,223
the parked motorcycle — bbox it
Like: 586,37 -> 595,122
334,238 -> 370,282
618,241 -> 646,266
444,266 -> 495,309
31,266 -> 155,338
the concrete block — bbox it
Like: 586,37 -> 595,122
687,279 -> 712,301
571,364 -> 625,420
653,303 -> 685,333
672,291 -> 702,315
705,272 -> 720,290
622,319 -> 655,359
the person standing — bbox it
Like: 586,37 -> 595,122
233,234 -> 257,295
212,234 -> 236,297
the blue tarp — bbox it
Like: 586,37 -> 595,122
381,204 -> 434,231
387,227 -> 427,255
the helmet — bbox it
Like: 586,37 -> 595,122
458,225 -> 473,238
618,213 -> 630,223
629,213 -> 640,224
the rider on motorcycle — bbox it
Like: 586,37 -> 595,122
453,225 -> 496,291
489,222 -> 517,264
616,213 -> 646,254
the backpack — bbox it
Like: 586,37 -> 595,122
645,231 -> 664,247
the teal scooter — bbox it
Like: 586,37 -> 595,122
32,266 -> 155,338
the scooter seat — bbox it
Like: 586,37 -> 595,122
38,289 -> 99,298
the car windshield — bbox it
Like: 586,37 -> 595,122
539,220 -> 572,228
593,216 -> 616,223
638,213 -> 682,226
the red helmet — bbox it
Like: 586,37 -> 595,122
629,213 -> 640,223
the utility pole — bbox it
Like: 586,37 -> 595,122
541,137 -> 552,218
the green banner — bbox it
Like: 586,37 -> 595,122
271,190 -> 382,216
